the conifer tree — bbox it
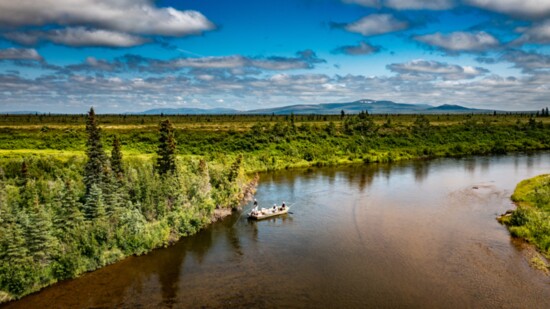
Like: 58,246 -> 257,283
84,107 -> 107,194
156,119 -> 177,176
83,184 -> 106,220
19,161 -> 29,187
5,221 -> 28,264
54,181 -> 84,236
228,154 -> 243,183
111,135 -> 123,179
25,194 -> 54,262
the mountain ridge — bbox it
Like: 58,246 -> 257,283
140,99 -> 493,115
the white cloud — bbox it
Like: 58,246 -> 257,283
343,0 -> 380,6
513,20 -> 550,45
415,31 -> 500,52
51,28 -> 148,47
500,50 -> 550,73
66,51 -> 325,73
0,48 -> 42,61
332,41 -> 380,55
345,14 -> 409,36
5,27 -> 149,47
466,0 -> 550,20
1,69 -> 548,113
343,0 -> 455,10
387,59 -> 489,80
0,0 -> 214,36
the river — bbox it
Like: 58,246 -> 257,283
3,153 -> 550,308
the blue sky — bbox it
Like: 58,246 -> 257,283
0,0 -> 549,113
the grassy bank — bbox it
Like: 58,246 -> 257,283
1,114 -> 550,173
500,174 -> 550,268
1,113 -> 550,302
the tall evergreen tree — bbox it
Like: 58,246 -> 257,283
53,181 -> 84,237
5,221 -> 28,265
84,107 -> 107,194
25,194 -> 54,262
111,135 -> 124,179
83,184 -> 106,221
228,154 -> 243,183
156,119 -> 177,176
19,161 -> 29,187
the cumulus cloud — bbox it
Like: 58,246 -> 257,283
513,21 -> 550,45
387,59 -> 489,80
415,31 -> 500,52
60,51 -> 326,74
332,41 -> 380,55
343,0 -> 455,10
344,14 -> 409,36
0,0 -> 215,37
6,27 -> 149,47
0,48 -> 42,61
0,0 -> 214,47
500,50 -> 550,73
1,68 -> 546,113
465,0 -> 550,20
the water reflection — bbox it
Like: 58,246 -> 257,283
4,152 -> 550,309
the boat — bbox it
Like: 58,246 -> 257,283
248,206 -> 290,220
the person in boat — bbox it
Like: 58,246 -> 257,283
273,204 -> 277,212
281,201 -> 286,210
252,199 -> 259,214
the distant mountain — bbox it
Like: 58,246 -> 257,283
140,99 -> 494,115
1,111 -> 42,115
140,107 -> 240,115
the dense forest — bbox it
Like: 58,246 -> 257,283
0,109 -> 250,302
1,111 -> 550,302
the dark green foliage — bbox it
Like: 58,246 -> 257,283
110,135 -> 123,178
53,181 -> 84,238
1,112 -> 550,300
228,154 -> 243,183
84,107 -> 107,194
156,119 -> 177,176
19,161 -> 28,187
0,155 -> 242,300
83,184 -> 106,221
413,115 -> 431,135
25,195 -> 55,262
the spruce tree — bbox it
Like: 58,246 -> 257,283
5,221 -> 28,265
54,181 -> 84,236
19,161 -> 29,187
84,107 -> 107,194
156,119 -> 177,176
83,184 -> 106,221
228,154 -> 243,183
25,194 -> 54,262
111,135 -> 124,179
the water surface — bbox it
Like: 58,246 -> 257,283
4,153 -> 550,308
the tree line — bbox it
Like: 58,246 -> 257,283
0,108 -> 248,302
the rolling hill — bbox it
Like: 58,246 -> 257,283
140,99 -> 494,115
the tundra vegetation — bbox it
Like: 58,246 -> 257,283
0,111 -> 550,301
501,174 -> 550,268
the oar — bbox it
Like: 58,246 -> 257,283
285,202 -> 294,214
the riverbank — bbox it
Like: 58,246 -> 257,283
0,156 -> 255,304
1,113 -> 550,303
499,174 -> 550,272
